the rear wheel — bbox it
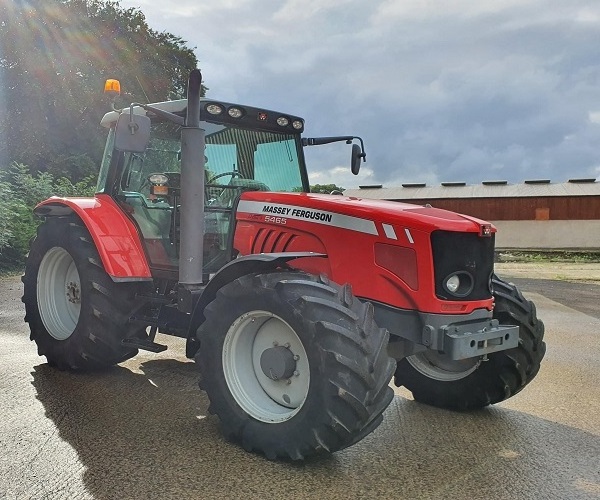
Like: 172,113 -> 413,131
196,271 -> 396,460
394,275 -> 545,409
22,217 -> 150,370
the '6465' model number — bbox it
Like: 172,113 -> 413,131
264,216 -> 287,225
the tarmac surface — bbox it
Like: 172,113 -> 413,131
0,263 -> 599,499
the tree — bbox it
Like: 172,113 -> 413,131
310,184 -> 345,194
0,0 -> 201,181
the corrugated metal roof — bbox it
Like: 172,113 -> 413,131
343,180 -> 600,200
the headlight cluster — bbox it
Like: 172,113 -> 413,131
442,271 -> 474,297
206,104 -> 223,115
203,102 -> 304,131
431,230 -> 495,302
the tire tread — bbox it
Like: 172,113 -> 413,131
196,270 -> 395,459
22,217 -> 150,370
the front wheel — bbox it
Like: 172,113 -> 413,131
22,217 -> 150,370
195,271 -> 396,460
394,275 -> 546,410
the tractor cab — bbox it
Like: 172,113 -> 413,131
98,99 -> 309,276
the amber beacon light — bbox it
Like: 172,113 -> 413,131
104,79 -> 121,96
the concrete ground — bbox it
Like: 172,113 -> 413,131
0,265 -> 599,499
495,261 -> 600,285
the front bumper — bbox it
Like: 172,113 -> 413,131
424,317 -> 519,360
371,301 -> 519,361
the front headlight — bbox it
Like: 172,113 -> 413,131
445,274 -> 460,293
442,271 -> 474,297
148,173 -> 169,185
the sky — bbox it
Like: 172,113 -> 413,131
120,0 -> 600,189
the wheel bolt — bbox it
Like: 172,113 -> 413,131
286,379 -> 292,385
284,342 -> 290,348
293,355 -> 299,361
273,341 -> 278,346
293,370 -> 299,377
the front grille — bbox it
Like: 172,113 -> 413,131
431,230 -> 494,301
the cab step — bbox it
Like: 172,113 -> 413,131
122,337 -> 167,353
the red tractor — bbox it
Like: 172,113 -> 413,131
23,70 -> 545,460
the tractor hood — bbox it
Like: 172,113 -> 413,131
238,191 -> 495,235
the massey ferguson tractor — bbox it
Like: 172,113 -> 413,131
22,70 -> 545,460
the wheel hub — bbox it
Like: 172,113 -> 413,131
222,310 -> 310,423
37,246 -> 81,341
260,346 -> 296,380
66,281 -> 81,304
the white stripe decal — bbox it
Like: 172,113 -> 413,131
237,200 -> 378,236
404,228 -> 414,244
382,223 -> 397,240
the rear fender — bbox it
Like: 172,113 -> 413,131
33,194 -> 152,281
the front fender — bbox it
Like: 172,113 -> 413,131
34,194 -> 152,281
185,252 -> 326,356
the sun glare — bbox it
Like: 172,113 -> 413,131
1,1 -> 141,101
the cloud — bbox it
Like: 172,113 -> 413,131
372,0 -> 532,22
273,0 -> 356,22
120,0 -> 600,187
306,165 -> 377,190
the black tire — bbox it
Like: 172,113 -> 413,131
394,275 -> 546,410
22,217 -> 150,370
195,271 -> 396,460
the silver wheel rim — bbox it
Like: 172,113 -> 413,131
222,310 -> 310,423
37,247 -> 81,341
406,351 -> 480,382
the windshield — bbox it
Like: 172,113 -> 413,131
118,120 -> 305,197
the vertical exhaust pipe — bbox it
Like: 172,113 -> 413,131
179,69 -> 205,286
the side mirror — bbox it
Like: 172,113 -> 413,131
351,143 -> 363,175
114,112 -> 151,153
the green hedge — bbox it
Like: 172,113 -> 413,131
0,163 -> 95,271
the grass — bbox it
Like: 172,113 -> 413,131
495,250 -> 600,263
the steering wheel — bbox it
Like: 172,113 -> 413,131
206,171 -> 243,205
207,171 -> 242,184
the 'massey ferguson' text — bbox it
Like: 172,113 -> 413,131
262,205 -> 332,223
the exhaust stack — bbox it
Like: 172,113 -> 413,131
178,69 -> 205,286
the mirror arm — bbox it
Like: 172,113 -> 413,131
302,135 -> 366,162
127,104 -> 139,134
353,137 -> 367,162
122,102 -> 185,127
302,136 -> 355,146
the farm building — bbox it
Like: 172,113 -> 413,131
343,178 -> 600,251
